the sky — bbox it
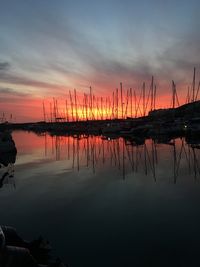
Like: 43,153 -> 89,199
0,0 -> 200,122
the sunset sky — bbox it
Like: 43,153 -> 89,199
0,0 -> 200,122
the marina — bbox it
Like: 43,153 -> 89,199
0,73 -> 199,266
1,1 -> 200,265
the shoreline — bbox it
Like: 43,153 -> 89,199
0,100 -> 199,144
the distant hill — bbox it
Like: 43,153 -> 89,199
149,100 -> 200,119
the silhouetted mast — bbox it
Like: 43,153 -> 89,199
69,90 -> 74,121
65,100 -> 69,122
150,76 -> 154,111
153,85 -> 156,110
89,86 -> 93,120
116,88 -> 118,119
42,101 -> 46,122
120,82 -> 123,119
142,82 -> 145,116
192,67 -> 196,102
130,88 -> 133,118
74,89 -> 78,121
195,81 -> 200,101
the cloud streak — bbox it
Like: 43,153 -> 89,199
0,87 -> 31,97
0,62 -> 10,71
0,0 -> 200,121
0,72 -> 68,96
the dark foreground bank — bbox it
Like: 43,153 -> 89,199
0,225 -> 67,267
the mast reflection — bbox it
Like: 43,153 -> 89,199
42,134 -> 200,182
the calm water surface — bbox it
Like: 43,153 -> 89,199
0,131 -> 200,266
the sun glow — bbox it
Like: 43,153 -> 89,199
42,79 -> 198,122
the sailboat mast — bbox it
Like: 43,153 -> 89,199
192,67 -> 196,102
120,82 -> 123,119
142,82 -> 145,116
42,100 -> 46,122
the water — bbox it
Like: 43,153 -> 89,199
0,131 -> 200,266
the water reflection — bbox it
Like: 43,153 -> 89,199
41,133 -> 200,182
3,131 -> 200,267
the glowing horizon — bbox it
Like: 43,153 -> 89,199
0,0 -> 200,122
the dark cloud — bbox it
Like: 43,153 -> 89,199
158,40 -> 200,75
0,73 -> 66,94
0,87 -> 30,97
94,58 -> 153,80
155,16 -> 200,83
0,62 -> 10,71
0,1 -> 199,97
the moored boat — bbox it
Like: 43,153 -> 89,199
0,132 -> 16,153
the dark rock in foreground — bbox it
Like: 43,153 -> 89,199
0,225 -> 67,267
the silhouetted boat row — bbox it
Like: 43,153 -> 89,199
1,101 -> 200,147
